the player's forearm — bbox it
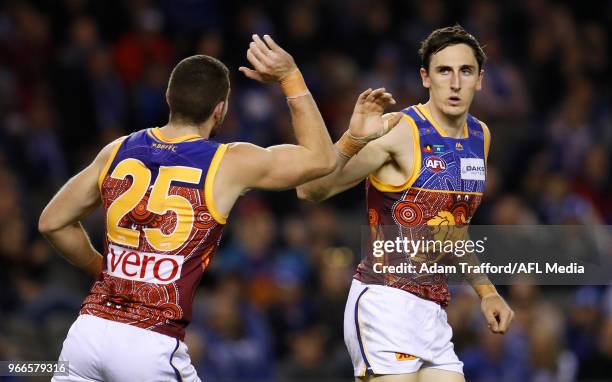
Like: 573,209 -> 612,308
452,250 -> 498,298
296,148 -> 350,202
285,93 -> 336,176
40,223 -> 103,278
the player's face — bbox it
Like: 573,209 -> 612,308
420,43 -> 483,118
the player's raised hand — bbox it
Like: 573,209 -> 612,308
239,34 -> 298,83
481,293 -> 514,334
348,88 -> 402,140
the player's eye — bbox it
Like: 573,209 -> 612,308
461,68 -> 473,75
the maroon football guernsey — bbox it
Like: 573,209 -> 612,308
80,128 -> 227,340
354,104 -> 488,305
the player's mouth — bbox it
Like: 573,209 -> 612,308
448,96 -> 461,106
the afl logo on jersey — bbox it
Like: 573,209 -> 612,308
425,156 -> 447,173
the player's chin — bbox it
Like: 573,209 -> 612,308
443,104 -> 467,117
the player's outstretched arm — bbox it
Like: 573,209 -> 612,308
38,138 -> 123,277
211,35 -> 338,216
296,89 -> 404,202
232,34 -> 336,187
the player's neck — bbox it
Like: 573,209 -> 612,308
162,118 -> 214,139
424,101 -> 467,138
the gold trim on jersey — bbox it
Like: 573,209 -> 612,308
411,186 -> 483,196
412,105 -> 427,121
479,120 -> 491,163
368,115 -> 421,193
204,144 -> 229,225
149,127 -> 204,143
416,103 -> 468,139
98,137 -> 127,191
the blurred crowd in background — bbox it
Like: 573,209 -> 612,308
0,0 -> 611,381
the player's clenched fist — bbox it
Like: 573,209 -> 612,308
481,293 -> 515,334
239,34 -> 297,83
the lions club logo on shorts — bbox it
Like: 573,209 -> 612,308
395,352 -> 418,361
425,156 -> 446,173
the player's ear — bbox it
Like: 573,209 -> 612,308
476,69 -> 484,91
165,89 -> 170,105
420,67 -> 430,89
212,100 -> 225,122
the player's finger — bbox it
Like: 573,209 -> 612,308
365,88 -> 386,103
497,309 -> 513,333
252,35 -> 273,61
484,310 -> 500,333
371,91 -> 392,100
375,92 -> 397,105
249,42 -> 272,66
263,34 -> 282,52
239,66 -> 264,82
252,34 -> 271,52
383,112 -> 403,132
246,49 -> 266,72
356,88 -> 373,105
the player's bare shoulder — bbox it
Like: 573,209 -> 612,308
368,112 -> 416,185
377,112 -> 416,163
97,136 -> 127,165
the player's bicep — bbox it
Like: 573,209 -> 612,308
336,138 -> 391,190
224,142 -> 327,191
39,163 -> 101,233
332,115 -> 408,192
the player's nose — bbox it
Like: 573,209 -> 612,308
450,72 -> 461,90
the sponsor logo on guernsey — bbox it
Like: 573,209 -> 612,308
455,142 -> 463,150
460,158 -> 486,180
434,144 -> 445,153
395,352 -> 418,361
151,143 -> 177,152
107,244 -> 184,284
425,156 -> 446,173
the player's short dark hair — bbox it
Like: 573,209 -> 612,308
167,55 -> 230,124
419,25 -> 486,72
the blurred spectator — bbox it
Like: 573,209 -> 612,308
277,324 -> 349,381
529,304 -> 577,382
113,4 -> 173,86
577,318 -> 612,380
193,277 -> 273,381
567,287 -> 602,363
134,59 -> 169,130
461,324 -> 531,382
472,35 -> 530,122
87,47 -> 127,138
